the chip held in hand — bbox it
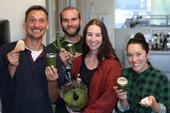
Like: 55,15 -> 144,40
140,97 -> 152,106
15,40 -> 25,52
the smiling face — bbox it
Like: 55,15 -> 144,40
61,9 -> 81,37
127,43 -> 149,73
86,25 -> 102,53
24,10 -> 49,40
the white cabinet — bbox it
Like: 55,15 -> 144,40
149,51 -> 170,80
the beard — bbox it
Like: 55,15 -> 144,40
62,26 -> 80,37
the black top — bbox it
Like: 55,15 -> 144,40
80,60 -> 96,89
0,42 -> 52,113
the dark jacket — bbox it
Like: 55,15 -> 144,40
0,42 -> 52,113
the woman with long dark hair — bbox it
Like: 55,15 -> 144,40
70,19 -> 121,113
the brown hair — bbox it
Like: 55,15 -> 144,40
82,19 -> 119,65
126,32 -> 149,53
60,6 -> 81,22
25,5 -> 48,21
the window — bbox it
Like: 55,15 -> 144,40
115,0 -> 170,28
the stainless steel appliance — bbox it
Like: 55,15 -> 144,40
150,30 -> 170,50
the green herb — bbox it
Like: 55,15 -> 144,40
52,32 -> 64,50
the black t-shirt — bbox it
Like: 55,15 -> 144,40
80,60 -> 96,89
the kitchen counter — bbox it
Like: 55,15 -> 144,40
150,50 -> 170,54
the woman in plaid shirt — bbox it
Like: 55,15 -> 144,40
114,32 -> 170,113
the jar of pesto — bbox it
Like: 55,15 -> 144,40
46,53 -> 56,67
65,44 -> 75,55
117,77 -> 128,92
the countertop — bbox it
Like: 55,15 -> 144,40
150,50 -> 170,55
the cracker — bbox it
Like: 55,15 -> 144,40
15,40 -> 25,52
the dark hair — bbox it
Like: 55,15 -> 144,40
82,19 -> 119,65
126,32 -> 149,53
25,5 -> 48,21
60,6 -> 81,22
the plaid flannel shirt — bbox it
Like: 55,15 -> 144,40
117,65 -> 170,113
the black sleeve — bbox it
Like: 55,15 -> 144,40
0,44 -> 15,97
56,54 -> 68,88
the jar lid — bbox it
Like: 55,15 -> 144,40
66,43 -> 74,47
46,53 -> 56,58
117,77 -> 128,86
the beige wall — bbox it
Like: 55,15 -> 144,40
46,0 -> 116,46
0,0 -> 45,42
84,0 -> 115,47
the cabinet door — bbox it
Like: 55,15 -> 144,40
149,52 -> 170,81
166,73 -> 170,81
149,52 -> 170,73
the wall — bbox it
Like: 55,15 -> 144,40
46,0 -> 86,45
0,0 -> 45,42
84,0 -> 115,47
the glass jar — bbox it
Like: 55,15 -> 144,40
46,53 -> 56,67
65,44 -> 75,55
117,77 -> 128,92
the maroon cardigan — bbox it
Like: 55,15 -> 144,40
71,56 -> 121,113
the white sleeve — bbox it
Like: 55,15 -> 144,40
117,100 -> 129,112
151,103 -> 166,113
